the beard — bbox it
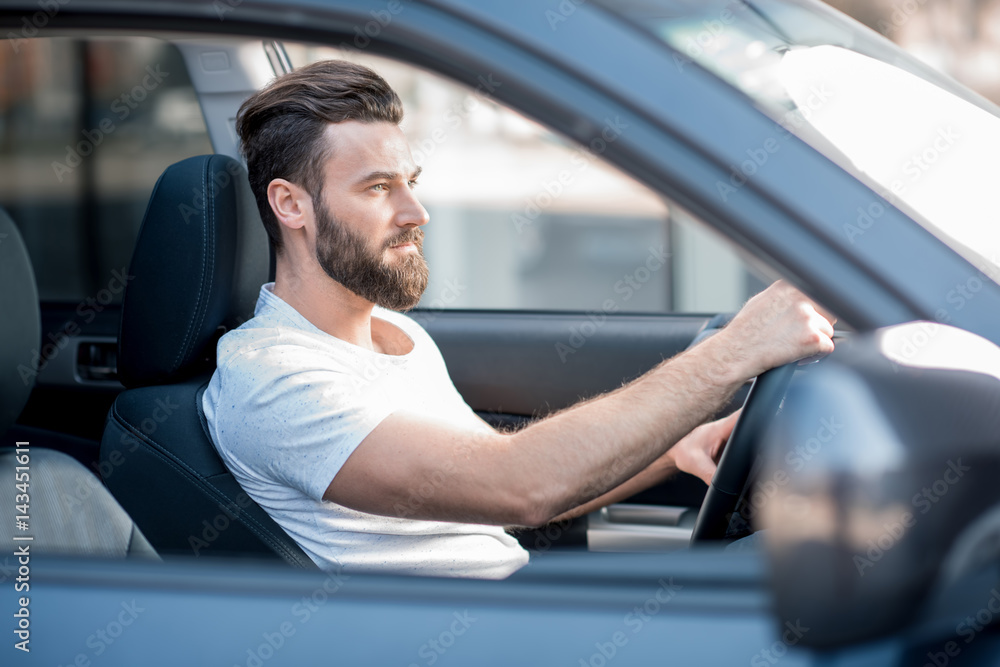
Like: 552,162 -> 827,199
313,198 -> 429,311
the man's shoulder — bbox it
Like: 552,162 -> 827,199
216,316 -> 299,363
204,315 -> 363,429
213,310 -> 352,385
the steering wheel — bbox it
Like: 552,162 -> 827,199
689,363 -> 796,543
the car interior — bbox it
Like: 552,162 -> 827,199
3,35 -> 774,565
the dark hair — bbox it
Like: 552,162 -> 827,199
236,60 -> 404,253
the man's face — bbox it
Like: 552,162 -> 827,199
314,194 -> 428,311
311,121 -> 429,311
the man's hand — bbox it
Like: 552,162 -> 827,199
666,410 -> 740,485
710,280 -> 837,380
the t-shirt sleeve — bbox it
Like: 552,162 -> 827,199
210,344 -> 395,501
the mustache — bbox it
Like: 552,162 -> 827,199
384,228 -> 424,250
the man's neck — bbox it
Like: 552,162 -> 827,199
273,261 -> 381,352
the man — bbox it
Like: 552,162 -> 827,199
203,60 -> 836,579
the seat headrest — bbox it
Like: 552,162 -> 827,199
118,155 -> 269,388
0,210 -> 40,435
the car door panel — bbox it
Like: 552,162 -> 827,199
15,304 -> 123,467
412,310 -> 710,417
413,310 -> 723,511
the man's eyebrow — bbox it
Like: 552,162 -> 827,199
356,166 -> 423,185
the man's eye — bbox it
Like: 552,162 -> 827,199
408,179 -> 419,189
371,183 -> 388,192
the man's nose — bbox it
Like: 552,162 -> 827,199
396,188 -> 430,228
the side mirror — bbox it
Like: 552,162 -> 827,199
759,323 -> 1000,648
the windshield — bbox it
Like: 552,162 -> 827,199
595,0 -> 1000,282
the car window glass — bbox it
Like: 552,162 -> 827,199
286,44 -> 775,314
0,37 -> 214,302
596,0 -> 1000,285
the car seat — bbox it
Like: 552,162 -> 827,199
0,208 -> 156,558
99,154 -> 315,567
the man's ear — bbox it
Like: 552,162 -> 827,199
267,178 -> 313,233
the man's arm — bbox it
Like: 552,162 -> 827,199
545,410 -> 740,523
325,281 -> 835,528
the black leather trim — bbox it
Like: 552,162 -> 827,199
118,155 -> 268,388
0,209 -> 40,436
411,310 -> 710,415
100,376 -> 315,569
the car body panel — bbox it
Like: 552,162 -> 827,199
29,552 -> 780,666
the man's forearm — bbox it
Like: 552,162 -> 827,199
505,331 -> 746,526
547,453 -> 678,524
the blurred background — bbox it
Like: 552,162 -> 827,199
2,1 -> 997,318
825,0 -> 1000,103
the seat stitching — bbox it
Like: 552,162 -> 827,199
185,157 -> 217,369
171,158 -> 212,371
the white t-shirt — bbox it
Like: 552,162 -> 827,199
203,283 -> 528,579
